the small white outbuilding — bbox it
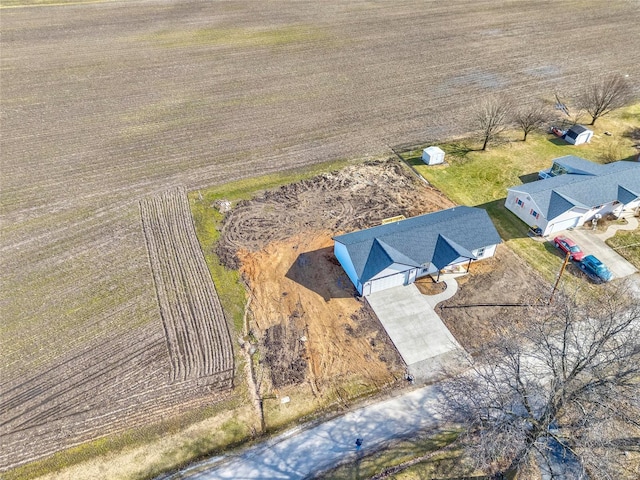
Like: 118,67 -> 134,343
564,125 -> 593,145
421,146 -> 445,165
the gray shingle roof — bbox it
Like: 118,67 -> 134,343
333,207 -> 502,283
509,159 -> 640,220
619,185 -> 640,204
553,155 -> 604,175
565,125 -> 591,140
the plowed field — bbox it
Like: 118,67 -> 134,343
140,187 -> 234,385
2,0 -> 639,472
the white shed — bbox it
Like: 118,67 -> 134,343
564,125 -> 593,145
422,146 -> 445,165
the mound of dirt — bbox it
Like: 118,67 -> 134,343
217,159 -> 453,269
263,320 -> 308,389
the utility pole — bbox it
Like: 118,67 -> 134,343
549,252 -> 571,304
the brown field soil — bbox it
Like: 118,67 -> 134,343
437,245 -> 552,354
139,187 -> 234,384
2,0 -> 640,473
219,161 -> 454,400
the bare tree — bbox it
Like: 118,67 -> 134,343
475,97 -> 511,150
441,283 -> 640,479
514,102 -> 549,141
580,74 -> 634,125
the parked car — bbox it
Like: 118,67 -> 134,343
579,255 -> 613,283
553,235 -> 584,261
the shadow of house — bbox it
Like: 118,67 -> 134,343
285,246 -> 356,301
475,199 -> 530,242
548,137 -> 571,147
518,172 -> 541,184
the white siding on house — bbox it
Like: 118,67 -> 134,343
505,190 -> 547,231
417,264 -> 438,278
581,201 -> 618,223
370,263 -> 412,280
472,243 -> 497,260
334,242 -> 361,294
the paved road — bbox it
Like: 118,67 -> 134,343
175,385 -> 443,480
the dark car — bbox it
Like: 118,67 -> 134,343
579,255 -> 613,283
553,235 -> 584,261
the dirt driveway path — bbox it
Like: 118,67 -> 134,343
176,385 -> 444,480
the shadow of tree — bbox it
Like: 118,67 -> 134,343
443,142 -> 476,159
622,126 -> 640,141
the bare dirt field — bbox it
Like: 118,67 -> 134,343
217,160 -> 454,397
2,0 -> 640,472
436,245 -> 552,355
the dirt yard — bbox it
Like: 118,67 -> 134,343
437,245 -> 552,354
217,160 -> 454,395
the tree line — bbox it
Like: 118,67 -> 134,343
475,74 -> 635,150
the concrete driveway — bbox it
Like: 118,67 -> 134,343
558,219 -> 638,280
366,283 -> 465,381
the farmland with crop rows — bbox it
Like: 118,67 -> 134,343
1,0 -> 639,471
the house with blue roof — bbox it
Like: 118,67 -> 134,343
506,156 -> 640,236
333,206 -> 501,296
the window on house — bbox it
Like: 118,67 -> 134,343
530,209 -> 539,219
476,247 -> 486,257
516,198 -> 524,207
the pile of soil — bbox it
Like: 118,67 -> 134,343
217,159 -> 453,269
263,321 -> 308,389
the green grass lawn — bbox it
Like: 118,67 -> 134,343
400,104 -> 640,287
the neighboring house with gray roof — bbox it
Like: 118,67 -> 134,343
333,206 -> 501,296
506,156 -> 640,236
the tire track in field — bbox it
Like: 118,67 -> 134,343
140,187 -> 234,384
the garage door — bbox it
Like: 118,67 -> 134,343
365,271 -> 407,295
547,217 -> 580,235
